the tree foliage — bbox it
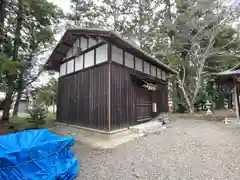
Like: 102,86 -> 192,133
160,0 -> 240,113
34,78 -> 58,111
68,0 -> 165,53
67,0 -> 240,113
0,0 -> 62,122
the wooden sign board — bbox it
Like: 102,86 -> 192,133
142,80 -> 156,91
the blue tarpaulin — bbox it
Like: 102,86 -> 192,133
0,129 -> 79,180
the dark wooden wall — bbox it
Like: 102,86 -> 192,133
152,81 -> 169,113
110,63 -> 136,129
57,63 -> 109,130
110,62 -> 168,130
57,61 -> 169,131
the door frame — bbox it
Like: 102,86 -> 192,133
135,86 -> 153,123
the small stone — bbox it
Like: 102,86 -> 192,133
132,173 -> 140,178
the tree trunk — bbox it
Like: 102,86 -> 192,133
171,78 -> 183,107
234,83 -> 239,120
52,104 -> 55,114
1,0 -> 23,122
189,107 -> 194,114
0,0 -> 6,24
0,0 -> 8,49
180,85 -> 194,114
0,0 -> 7,29
1,84 -> 14,123
12,89 -> 22,116
52,91 -> 55,114
0,0 -> 9,123
13,67 -> 24,116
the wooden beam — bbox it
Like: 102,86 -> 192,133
155,66 -> 157,77
108,43 -> 112,62
70,32 -> 113,38
133,56 -> 136,69
73,58 -> 76,71
56,50 -> 65,56
79,36 -> 81,47
107,43 -> 112,131
228,92 -> 233,109
94,48 -> 96,65
61,42 -> 106,64
83,42 -> 105,55
87,36 -> 89,48
65,60 -> 67,75
83,54 -> 85,68
123,50 -> 125,65
62,42 -> 72,48
237,87 -> 240,119
234,77 -> 240,120
86,34 -> 98,41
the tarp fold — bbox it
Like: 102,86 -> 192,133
0,129 -> 78,180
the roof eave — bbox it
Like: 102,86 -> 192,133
45,30 -> 70,71
109,31 -> 178,75
45,28 -> 178,74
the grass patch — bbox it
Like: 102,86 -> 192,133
0,115 -> 56,135
46,113 -> 56,120
10,116 -> 28,124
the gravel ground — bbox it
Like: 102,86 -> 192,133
73,119 -> 240,180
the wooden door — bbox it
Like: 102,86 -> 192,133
135,87 -> 152,121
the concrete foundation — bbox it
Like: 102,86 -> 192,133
51,119 -> 166,149
130,120 -> 164,134
50,123 -> 143,149
224,118 -> 240,125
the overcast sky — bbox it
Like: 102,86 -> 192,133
48,0 -> 71,13
37,0 -> 71,85
40,0 -> 240,85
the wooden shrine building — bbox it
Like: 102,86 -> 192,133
214,63 -> 240,120
46,28 -> 177,131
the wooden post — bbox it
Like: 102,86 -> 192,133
234,77 -> 239,120
107,43 -> 111,131
228,92 -> 233,109
237,87 -> 240,119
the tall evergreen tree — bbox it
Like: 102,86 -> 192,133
1,0 -> 62,122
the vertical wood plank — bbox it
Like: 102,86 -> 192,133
57,61 -> 169,131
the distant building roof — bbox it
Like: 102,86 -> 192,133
215,69 -> 240,76
46,28 -> 178,74
213,63 -> 240,86
214,63 -> 240,77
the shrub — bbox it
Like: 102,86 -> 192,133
173,102 -> 187,113
1,107 -> 53,135
28,105 -> 47,125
